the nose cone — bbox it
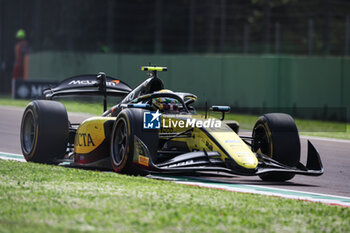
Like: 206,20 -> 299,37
234,151 -> 258,169
205,125 -> 258,170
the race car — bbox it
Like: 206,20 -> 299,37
20,66 -> 323,181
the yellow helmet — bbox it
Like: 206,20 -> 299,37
152,90 -> 179,112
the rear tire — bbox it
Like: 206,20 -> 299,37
252,113 -> 300,181
20,100 -> 69,164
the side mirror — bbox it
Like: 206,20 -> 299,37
210,105 -> 230,120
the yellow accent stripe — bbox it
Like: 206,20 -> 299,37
141,66 -> 167,72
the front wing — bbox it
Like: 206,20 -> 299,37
134,136 -> 324,177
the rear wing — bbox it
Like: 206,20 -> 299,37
43,72 -> 132,111
43,73 -> 131,99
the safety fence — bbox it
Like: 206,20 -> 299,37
28,52 -> 350,121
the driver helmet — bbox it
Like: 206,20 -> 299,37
152,89 -> 179,112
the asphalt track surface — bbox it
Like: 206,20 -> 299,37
1,105 -> 350,197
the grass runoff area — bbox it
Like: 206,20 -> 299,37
0,96 -> 349,140
0,159 -> 349,233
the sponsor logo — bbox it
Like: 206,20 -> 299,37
75,133 -> 95,147
68,80 -> 120,86
165,160 -> 194,168
134,135 -> 150,167
13,80 -> 58,99
17,85 -> 29,98
143,110 -> 161,129
138,155 -> 149,167
225,139 -> 241,143
160,127 -> 174,133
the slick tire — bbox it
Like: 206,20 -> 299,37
20,100 -> 69,164
252,113 -> 300,181
110,108 -> 158,176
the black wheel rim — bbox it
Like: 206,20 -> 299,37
253,124 -> 271,156
22,110 -> 36,154
112,118 -> 128,165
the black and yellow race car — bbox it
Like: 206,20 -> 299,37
20,66 -> 323,181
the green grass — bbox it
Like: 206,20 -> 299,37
0,97 -> 349,140
0,160 -> 349,233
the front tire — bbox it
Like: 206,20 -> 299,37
110,108 -> 159,175
110,111 -> 133,173
252,113 -> 300,181
20,100 -> 69,164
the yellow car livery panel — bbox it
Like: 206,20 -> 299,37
74,117 -> 115,165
